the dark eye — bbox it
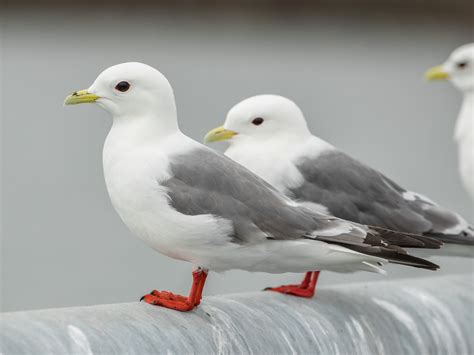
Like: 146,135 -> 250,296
456,61 -> 468,69
252,117 -> 264,126
115,81 -> 130,92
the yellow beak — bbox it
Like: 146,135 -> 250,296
425,65 -> 449,81
64,89 -> 100,105
204,126 -> 238,143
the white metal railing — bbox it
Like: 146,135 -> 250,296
0,274 -> 472,354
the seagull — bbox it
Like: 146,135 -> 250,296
425,43 -> 474,201
65,63 -> 440,312
205,94 -> 474,250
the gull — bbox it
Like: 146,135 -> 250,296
425,43 -> 474,201
65,63 -> 440,312
205,95 -> 474,250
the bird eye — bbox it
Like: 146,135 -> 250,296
115,81 -> 130,92
456,61 -> 468,69
252,117 -> 264,126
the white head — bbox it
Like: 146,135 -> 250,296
425,43 -> 474,92
65,62 -> 178,132
204,95 -> 311,145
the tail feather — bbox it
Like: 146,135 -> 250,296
386,253 -> 439,270
347,245 -> 439,270
319,225 -> 441,271
426,229 -> 474,246
369,226 -> 443,249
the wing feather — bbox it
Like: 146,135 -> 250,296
163,146 -> 440,269
291,150 -> 473,245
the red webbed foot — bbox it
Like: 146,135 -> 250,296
140,268 -> 208,312
265,271 -> 320,298
141,292 -> 195,311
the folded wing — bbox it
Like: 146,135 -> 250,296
163,147 -> 440,270
291,150 -> 473,245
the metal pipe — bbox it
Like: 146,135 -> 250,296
1,274 -> 472,354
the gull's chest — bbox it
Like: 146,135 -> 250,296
102,144 -> 178,243
455,102 -> 474,197
101,142 -> 235,264
103,148 -> 170,209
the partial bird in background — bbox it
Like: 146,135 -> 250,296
205,95 -> 474,252
425,43 -> 474,201
65,63 -> 441,311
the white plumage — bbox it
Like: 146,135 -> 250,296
426,43 -> 474,201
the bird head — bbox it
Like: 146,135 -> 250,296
425,43 -> 474,92
204,95 -> 310,145
64,62 -> 177,121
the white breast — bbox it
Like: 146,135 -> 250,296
102,126 -> 234,264
455,95 -> 474,200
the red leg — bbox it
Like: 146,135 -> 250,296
192,270 -> 208,306
265,271 -> 320,298
141,268 -> 208,312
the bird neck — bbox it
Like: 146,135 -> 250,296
227,132 -> 313,164
264,130 -> 313,146
104,111 -> 181,165
454,91 -> 474,142
111,108 -> 180,140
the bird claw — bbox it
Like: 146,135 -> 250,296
141,292 -> 195,312
150,290 -> 188,302
264,271 -> 320,298
263,284 -> 301,291
265,285 -> 315,298
139,269 -> 208,312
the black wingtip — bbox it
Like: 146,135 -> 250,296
369,226 -> 443,249
387,254 -> 440,271
343,243 -> 440,271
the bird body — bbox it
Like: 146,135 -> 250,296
103,123 -> 386,274
103,128 -> 206,264
426,43 -> 474,200
66,62 -> 440,311
206,95 -> 473,247
455,91 -> 474,199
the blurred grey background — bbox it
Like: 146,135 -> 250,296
1,2 -> 473,312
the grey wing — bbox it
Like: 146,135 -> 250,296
163,146 -> 326,243
291,150 -> 474,245
162,146 -> 441,270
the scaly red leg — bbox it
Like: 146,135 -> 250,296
141,268 -> 208,311
264,271 -> 320,298
192,270 -> 208,306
